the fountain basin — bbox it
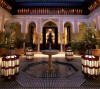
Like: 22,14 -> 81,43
41,50 -> 59,71
41,50 -> 59,55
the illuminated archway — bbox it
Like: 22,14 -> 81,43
26,22 -> 37,48
64,22 -> 72,45
41,21 -> 59,50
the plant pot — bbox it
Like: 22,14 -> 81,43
74,51 -> 79,55
0,48 -> 8,56
15,48 -> 25,55
92,49 -> 100,56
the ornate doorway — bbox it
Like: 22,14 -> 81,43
26,22 -> 37,49
64,22 -> 72,49
41,21 -> 59,50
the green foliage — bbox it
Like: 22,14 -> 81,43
4,22 -> 19,47
71,40 -> 78,52
0,32 -> 5,45
5,22 -> 19,32
96,41 -> 100,49
15,38 -> 24,48
71,41 -> 86,54
71,24 -> 97,54
0,32 -> 9,49
83,25 -> 96,45
77,41 -> 86,54
0,22 -> 23,50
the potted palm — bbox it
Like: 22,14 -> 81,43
72,24 -> 96,55
83,24 -> 97,55
4,22 -> 19,47
71,39 -> 79,54
6,22 -> 25,55
0,22 -> 19,55
0,32 -> 8,56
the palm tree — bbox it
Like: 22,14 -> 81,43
4,22 -> 19,46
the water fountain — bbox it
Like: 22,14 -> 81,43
42,31 -> 59,71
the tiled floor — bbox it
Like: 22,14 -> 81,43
0,56 -> 100,89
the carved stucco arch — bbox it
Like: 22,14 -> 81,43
63,21 -> 73,32
41,20 -> 59,32
27,21 -> 37,31
79,22 -> 87,30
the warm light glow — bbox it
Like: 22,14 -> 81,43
0,57 -> 2,73
49,29 -> 52,32
17,7 -> 83,15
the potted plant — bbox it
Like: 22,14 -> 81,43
82,24 -> 97,55
4,22 -> 19,47
71,39 -> 79,55
0,32 -> 8,56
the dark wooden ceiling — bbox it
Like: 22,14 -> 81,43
1,0 -> 99,15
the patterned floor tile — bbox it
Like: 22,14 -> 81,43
0,57 -> 100,89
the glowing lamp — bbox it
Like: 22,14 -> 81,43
65,46 -> 73,60
82,55 -> 100,78
26,47 -> 34,60
1,55 -> 19,79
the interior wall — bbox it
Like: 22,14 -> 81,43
1,6 -> 100,48
0,17 -> 1,31
0,7 -> 12,32
26,22 -> 36,45
64,22 -> 72,44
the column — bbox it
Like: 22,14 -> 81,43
37,19 -> 41,52
37,19 -> 41,33
21,20 -> 27,33
37,32 -> 40,52
73,18 -> 79,40
21,20 -> 27,54
59,19 -> 63,52
95,13 -> 99,30
74,18 -> 79,33
60,32 -> 63,52
23,33 -> 26,49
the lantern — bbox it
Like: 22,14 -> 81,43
1,45 -> 19,79
26,47 -> 34,60
82,55 -> 100,78
65,46 -> 73,60
1,55 -> 19,79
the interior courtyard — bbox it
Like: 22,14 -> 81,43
0,0 -> 100,89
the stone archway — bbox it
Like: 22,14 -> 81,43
64,22 -> 72,47
41,21 -> 59,50
26,22 -> 37,49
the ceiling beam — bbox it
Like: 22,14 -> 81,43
17,2 -> 84,8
